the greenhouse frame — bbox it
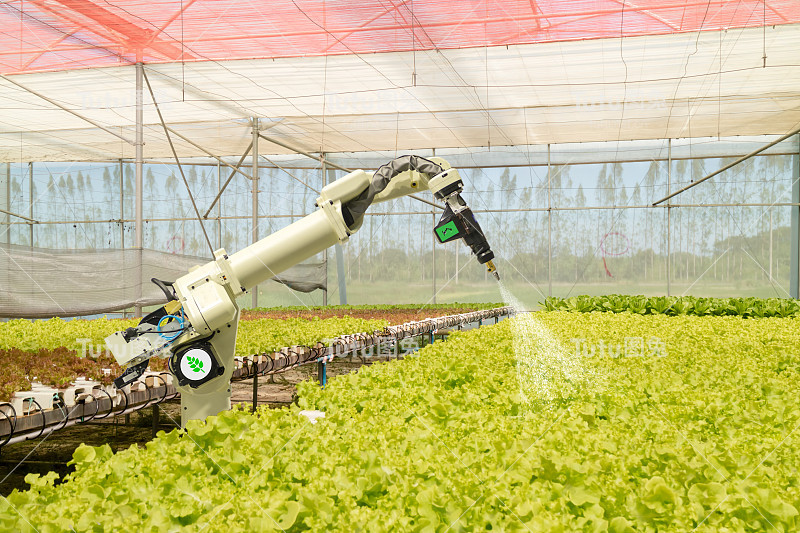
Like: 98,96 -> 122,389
2,0 -> 799,316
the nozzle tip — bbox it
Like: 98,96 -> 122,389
485,260 -> 500,281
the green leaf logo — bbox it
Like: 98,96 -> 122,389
187,355 -> 204,373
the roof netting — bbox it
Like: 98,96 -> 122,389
1,1 -> 799,162
2,0 -> 798,74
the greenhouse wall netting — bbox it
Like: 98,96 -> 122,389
1,136 -> 798,312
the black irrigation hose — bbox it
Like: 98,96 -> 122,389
144,375 -> 166,408
0,403 -> 16,447
93,387 -> 115,420
139,382 -> 153,409
52,396 -> 70,432
159,372 -> 179,400
78,394 -> 100,424
312,345 -> 325,359
24,399 -> 46,440
273,355 -> 287,373
117,386 -> 130,416
287,349 -> 299,367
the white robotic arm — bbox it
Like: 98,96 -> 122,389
105,156 -> 498,425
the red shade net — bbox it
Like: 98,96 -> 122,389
2,0 -> 799,75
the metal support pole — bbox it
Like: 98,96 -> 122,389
257,132 -> 443,211
0,73 -> 136,146
251,364 -> 259,412
28,163 -> 33,248
119,159 -> 124,249
251,118 -> 259,309
654,124 -> 800,206
151,405 -> 159,438
322,155 -> 328,306
2,163 -> 9,245
667,139 -> 672,297
318,360 -> 327,387
791,135 -> 800,299
335,244 -> 347,305
547,144 -> 552,297
135,62 -> 144,318
432,211 -> 436,304
203,141 -> 254,218
165,127 -> 256,182
217,161 -> 222,248
328,166 -> 347,305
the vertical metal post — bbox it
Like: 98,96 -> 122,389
790,134 -> 800,298
151,405 -> 159,437
318,360 -> 327,387
251,361 -> 259,412
2,163 -> 9,245
134,62 -> 144,318
769,211 -> 773,282
119,159 -> 124,249
251,117 -> 259,309
547,144 -> 552,297
28,162 -> 33,247
667,139 -> 672,296
335,244 -> 347,305
329,167 -> 347,305
321,155 -> 328,306
455,240 -> 459,283
432,211 -> 436,304
217,161 -> 222,248
432,148 -> 437,302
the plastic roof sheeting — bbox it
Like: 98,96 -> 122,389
3,0 -> 798,75
0,2 -> 799,163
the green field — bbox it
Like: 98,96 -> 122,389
254,279 -> 794,311
4,311 -> 799,531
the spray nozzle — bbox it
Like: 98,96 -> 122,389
486,260 -> 500,281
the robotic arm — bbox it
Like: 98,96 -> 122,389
105,156 -> 499,426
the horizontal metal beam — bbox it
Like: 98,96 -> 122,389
43,0 -> 192,60
7,202 -> 799,225
257,132 -> 350,172
408,194 -> 442,210
164,126 -> 256,182
653,127 -> 800,206
203,141 -> 253,218
0,207 -> 37,223
257,132 -> 443,210
0,74 -> 136,146
70,143 -> 800,172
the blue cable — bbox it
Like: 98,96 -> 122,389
158,314 -> 185,341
